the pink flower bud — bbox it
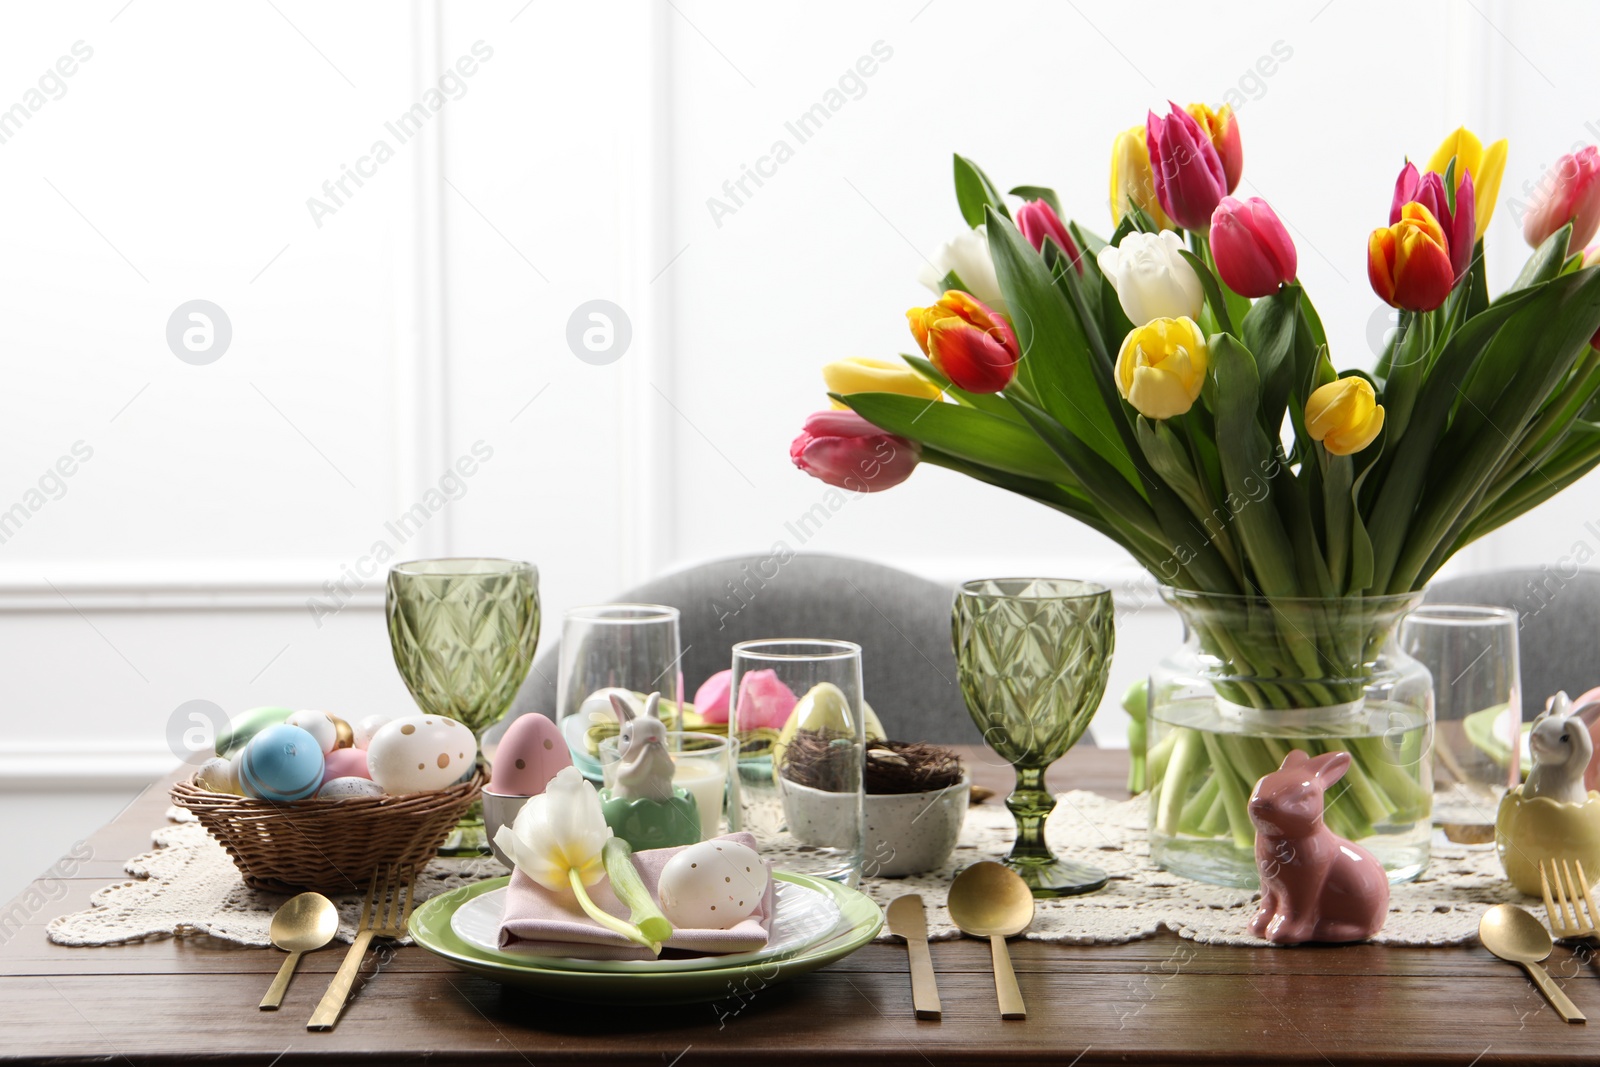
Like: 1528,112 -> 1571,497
1209,196 -> 1297,298
789,411 -> 920,493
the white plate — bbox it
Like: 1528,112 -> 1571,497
449,878 -> 845,973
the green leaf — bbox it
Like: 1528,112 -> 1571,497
836,391 -> 1077,485
936,269 -> 967,295
1364,286 -> 1540,591
1007,396 -> 1172,563
918,447 -> 1111,538
1180,249 -> 1235,337
1209,335 -> 1300,596
1509,224 -> 1572,293
954,154 -> 1010,228
985,207 -> 1142,486
1240,286 -> 1299,437
1378,311 -> 1432,444
1070,221 -> 1108,258
1391,268 -> 1600,589
899,353 -> 1023,423
1008,185 -> 1062,217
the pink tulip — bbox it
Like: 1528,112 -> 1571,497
693,669 -> 732,724
1524,146 -> 1600,249
734,669 -> 798,731
790,410 -> 921,493
1146,102 -> 1227,231
1209,196 -> 1297,297
1390,161 -> 1475,280
1015,198 -> 1082,270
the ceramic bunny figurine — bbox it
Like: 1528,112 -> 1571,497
610,691 -> 676,802
1247,749 -> 1389,944
1524,692 -> 1594,804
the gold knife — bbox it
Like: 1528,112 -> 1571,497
886,894 -> 942,1020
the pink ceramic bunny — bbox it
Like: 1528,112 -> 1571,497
1247,749 -> 1389,944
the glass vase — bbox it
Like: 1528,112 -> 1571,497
1147,589 -> 1434,887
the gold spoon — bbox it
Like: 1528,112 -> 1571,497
948,861 -> 1034,1020
260,892 -> 340,1011
1479,903 -> 1585,1023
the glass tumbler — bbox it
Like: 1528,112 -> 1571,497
1400,604 -> 1521,841
732,639 -> 865,886
555,604 -> 684,779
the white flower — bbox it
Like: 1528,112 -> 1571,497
917,226 -> 1006,310
494,766 -> 611,893
1096,230 -> 1204,327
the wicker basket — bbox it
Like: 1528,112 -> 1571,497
171,769 -> 485,894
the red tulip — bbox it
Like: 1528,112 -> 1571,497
1146,102 -> 1227,231
1015,198 -> 1082,270
789,410 -> 920,493
1368,203 -> 1455,312
1523,145 -> 1600,250
1209,196 -> 1297,297
906,291 -> 1021,393
1390,161 -> 1475,280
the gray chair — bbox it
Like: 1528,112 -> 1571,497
1425,568 -> 1600,719
506,554 -> 995,744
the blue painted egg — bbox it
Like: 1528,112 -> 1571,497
239,724 -> 326,802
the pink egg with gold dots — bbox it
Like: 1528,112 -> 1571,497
490,713 -> 571,796
320,746 -> 371,786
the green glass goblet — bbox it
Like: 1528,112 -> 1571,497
953,578 -> 1114,897
386,558 -> 540,855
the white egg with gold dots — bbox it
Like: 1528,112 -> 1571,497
365,714 -> 477,794
657,839 -> 768,930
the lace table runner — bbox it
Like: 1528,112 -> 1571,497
49,793 -> 1521,949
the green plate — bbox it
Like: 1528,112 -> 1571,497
408,872 -> 883,1005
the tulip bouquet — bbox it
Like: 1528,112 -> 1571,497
790,103 -> 1600,856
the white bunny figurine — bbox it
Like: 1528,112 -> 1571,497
1525,692 -> 1595,805
610,691 -> 676,802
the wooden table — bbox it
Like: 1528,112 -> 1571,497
2,748 -> 1595,1066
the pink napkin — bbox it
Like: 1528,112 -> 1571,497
497,831 -> 775,960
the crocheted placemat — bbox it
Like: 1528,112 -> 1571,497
48,793 -> 1519,948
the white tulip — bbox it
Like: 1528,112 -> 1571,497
1096,230 -> 1204,327
917,226 -> 1006,310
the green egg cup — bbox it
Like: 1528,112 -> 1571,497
599,788 -> 701,851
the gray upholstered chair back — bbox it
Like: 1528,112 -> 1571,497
506,554 -> 989,744
1424,568 -> 1600,719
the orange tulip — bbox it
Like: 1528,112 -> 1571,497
1368,203 -> 1455,312
907,291 -> 1020,394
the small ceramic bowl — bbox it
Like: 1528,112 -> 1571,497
1494,785 -> 1600,894
482,788 -> 533,869
781,773 -> 969,877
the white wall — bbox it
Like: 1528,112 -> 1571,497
4,0 -> 1598,899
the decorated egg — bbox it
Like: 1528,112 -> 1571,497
657,839 -> 767,929
195,755 -> 241,795
366,714 -> 477,794
490,713 -> 571,795
353,714 -> 392,750
286,711 -> 341,755
318,776 -> 385,799
238,725 -> 326,802
321,746 -> 371,785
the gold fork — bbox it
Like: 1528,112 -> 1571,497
1539,858 -> 1600,940
307,865 -> 416,1031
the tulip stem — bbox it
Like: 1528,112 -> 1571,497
569,868 -> 658,954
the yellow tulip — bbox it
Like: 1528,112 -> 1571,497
1306,377 -> 1385,456
1426,126 -> 1508,241
1115,317 -> 1207,420
822,357 -> 943,409
1110,125 -> 1174,231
